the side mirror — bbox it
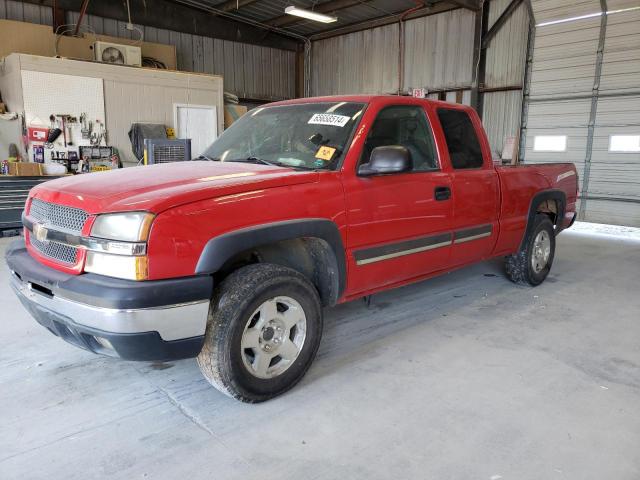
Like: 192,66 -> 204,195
358,146 -> 412,176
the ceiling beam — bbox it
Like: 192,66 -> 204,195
266,0 -> 372,28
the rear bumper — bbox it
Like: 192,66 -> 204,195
6,239 -> 212,361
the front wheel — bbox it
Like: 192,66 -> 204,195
505,214 -> 556,286
197,263 -> 323,403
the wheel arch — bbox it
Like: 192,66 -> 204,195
520,189 -> 567,249
195,219 -> 346,306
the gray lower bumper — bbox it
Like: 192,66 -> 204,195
10,271 -> 209,341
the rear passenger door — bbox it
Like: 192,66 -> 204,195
435,107 -> 500,266
344,104 -> 454,294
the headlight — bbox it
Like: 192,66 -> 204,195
85,252 -> 149,281
85,212 -> 154,280
91,212 -> 154,242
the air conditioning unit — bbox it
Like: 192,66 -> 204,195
144,139 -> 192,165
93,41 -> 142,67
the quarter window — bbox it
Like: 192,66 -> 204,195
437,109 -> 484,169
361,105 -> 439,171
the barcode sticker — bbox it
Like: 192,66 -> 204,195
308,113 -> 351,127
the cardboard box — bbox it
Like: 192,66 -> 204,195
0,19 -> 177,70
224,105 -> 248,128
8,162 -> 42,176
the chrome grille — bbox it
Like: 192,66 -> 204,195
30,237 -> 78,264
28,198 -> 89,265
29,198 -> 89,233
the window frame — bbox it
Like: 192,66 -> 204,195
357,104 -> 441,175
435,107 -> 485,170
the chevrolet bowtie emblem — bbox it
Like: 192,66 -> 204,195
32,223 -> 49,242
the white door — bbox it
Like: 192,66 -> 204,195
174,104 -> 218,156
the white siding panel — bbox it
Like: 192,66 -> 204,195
600,9 -> 640,94
531,0 -> 602,24
583,200 -> 640,226
606,0 -> 640,10
588,96 -> 640,206
529,17 -> 600,98
524,4 -> 640,226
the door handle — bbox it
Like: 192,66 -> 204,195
434,186 -> 451,201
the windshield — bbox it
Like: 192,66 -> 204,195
202,102 -> 366,170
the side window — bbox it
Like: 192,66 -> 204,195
437,108 -> 484,169
361,105 -> 439,171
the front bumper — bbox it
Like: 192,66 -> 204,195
6,239 -> 213,361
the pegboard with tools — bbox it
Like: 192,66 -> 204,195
20,70 -> 115,173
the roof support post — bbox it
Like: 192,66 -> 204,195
579,0 -> 608,220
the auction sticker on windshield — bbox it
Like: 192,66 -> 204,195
308,113 -> 351,127
315,146 -> 336,161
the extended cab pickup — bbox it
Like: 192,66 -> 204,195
6,96 -> 578,402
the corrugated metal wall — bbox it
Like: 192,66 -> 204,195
524,0 -> 640,226
482,0 -> 530,155
311,23 -> 399,95
311,9 -> 477,96
0,0 -> 296,101
65,11 -> 296,101
312,5 -> 530,156
403,9 -> 476,90
0,0 -> 51,25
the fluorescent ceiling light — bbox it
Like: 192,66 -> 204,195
285,6 -> 337,23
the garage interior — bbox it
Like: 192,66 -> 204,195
0,0 -> 639,478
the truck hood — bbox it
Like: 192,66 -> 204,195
31,161 -> 319,214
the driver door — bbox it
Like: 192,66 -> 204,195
343,104 -> 454,295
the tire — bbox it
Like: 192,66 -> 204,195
505,214 -> 556,286
197,263 -> 323,403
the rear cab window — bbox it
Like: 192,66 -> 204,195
436,108 -> 484,169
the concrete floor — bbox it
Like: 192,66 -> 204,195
1,228 -> 639,480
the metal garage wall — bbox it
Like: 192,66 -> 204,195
587,7 -> 640,225
65,11 -> 296,101
482,0 -> 530,154
524,0 -> 640,226
311,9 -> 476,97
0,1 -> 296,101
0,0 -> 51,25
311,23 -> 399,95
403,9 -> 475,91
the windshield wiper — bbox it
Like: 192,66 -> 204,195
245,156 -> 280,166
197,154 -> 219,161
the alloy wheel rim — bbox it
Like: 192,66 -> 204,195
240,296 -> 307,379
531,230 -> 551,273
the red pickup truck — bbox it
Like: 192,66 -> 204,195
6,95 -> 578,402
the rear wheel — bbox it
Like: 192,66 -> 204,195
505,214 -> 556,286
197,263 -> 323,403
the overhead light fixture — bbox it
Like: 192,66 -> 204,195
284,6 -> 338,23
